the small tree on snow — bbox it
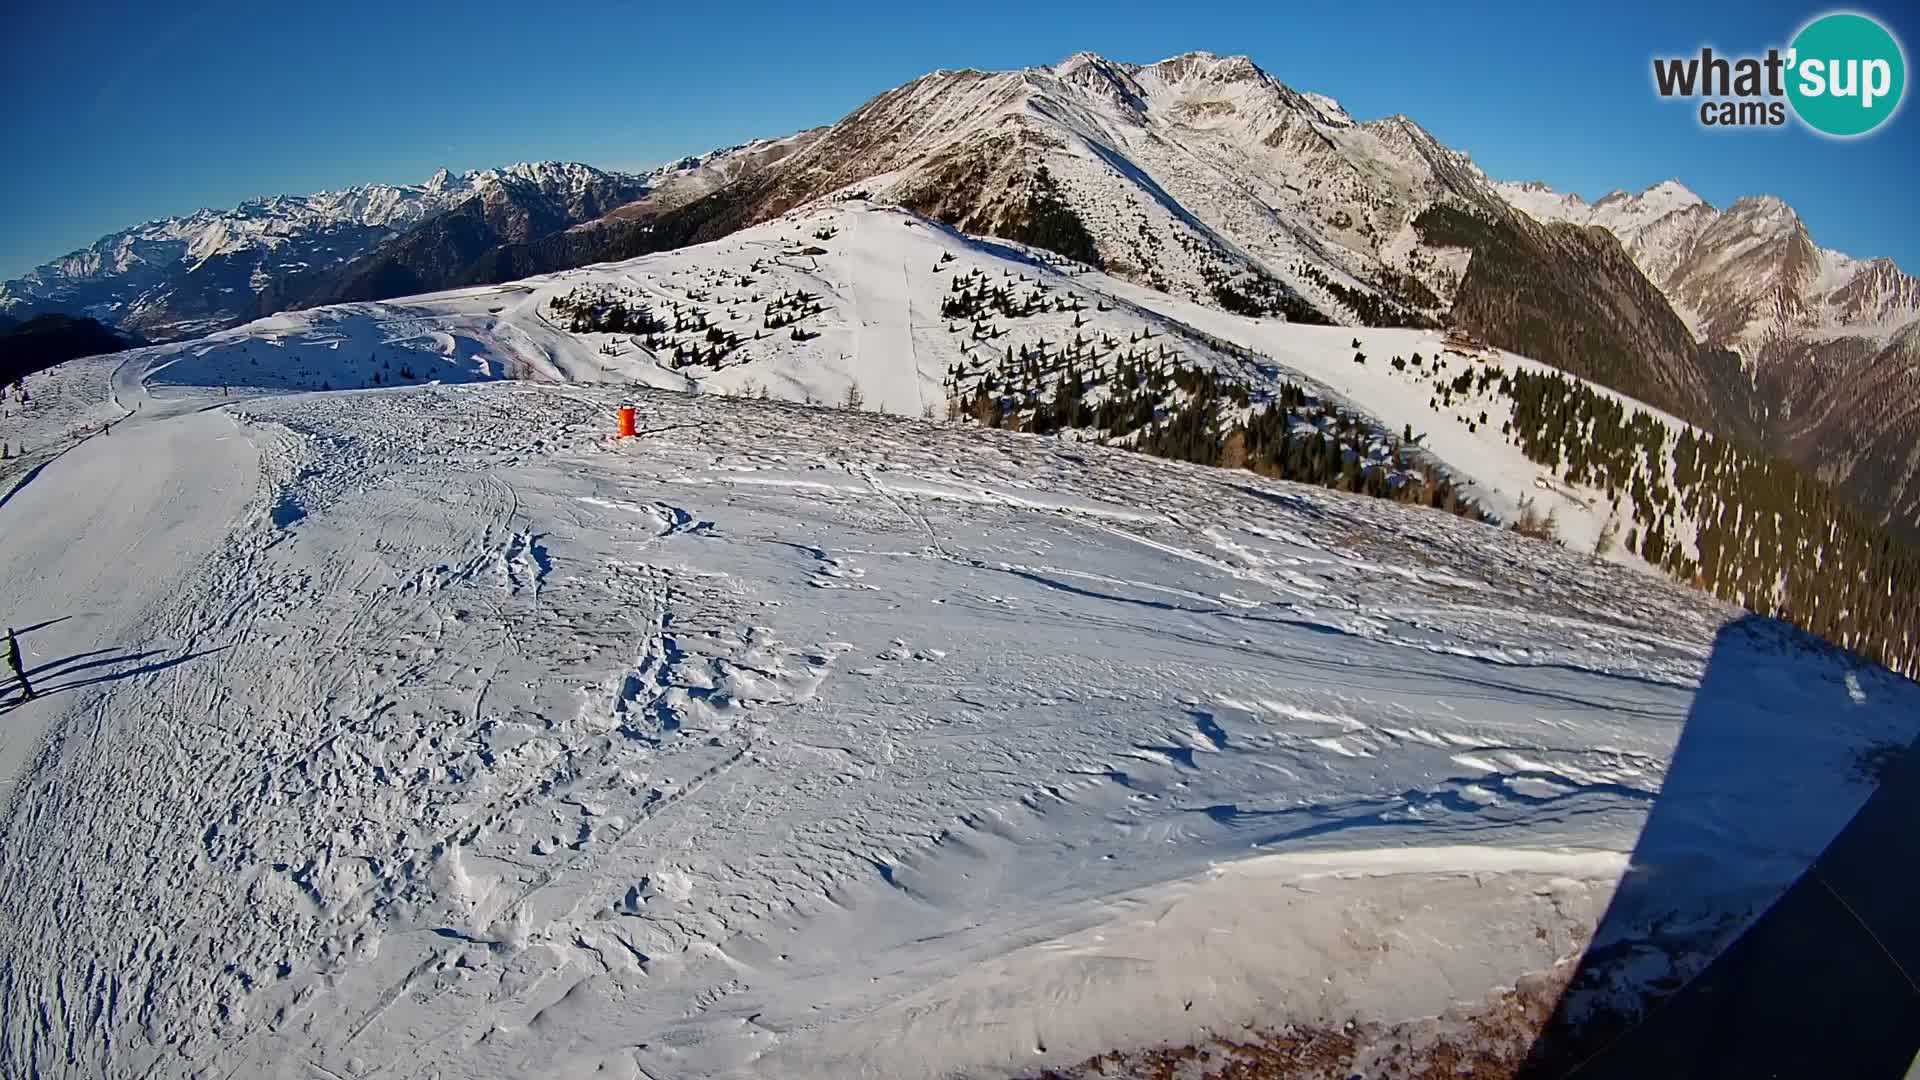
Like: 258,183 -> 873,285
1221,429 -> 1249,470
1511,495 -> 1560,544
1594,508 -> 1622,557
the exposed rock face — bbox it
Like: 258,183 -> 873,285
1498,178 -> 1920,534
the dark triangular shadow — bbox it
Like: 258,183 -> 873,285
1519,615 -> 1920,1078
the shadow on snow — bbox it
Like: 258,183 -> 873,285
1517,614 -> 1920,1078
2,643 -> 230,712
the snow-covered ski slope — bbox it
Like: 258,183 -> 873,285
125,201 -> 1705,571
2,203 -> 1917,1079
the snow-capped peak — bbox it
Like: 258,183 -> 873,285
1046,51 -> 1150,111
1498,177 -> 1708,228
1155,48 -> 1226,64
1723,193 -> 1798,226
1051,50 -> 1117,75
1492,169 -> 1918,359
1643,178 -> 1704,208
1300,92 -> 1355,127
1147,50 -> 1267,84
457,161 -> 622,194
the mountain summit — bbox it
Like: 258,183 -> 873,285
5,50 -> 1916,533
527,49 -> 1750,446
1495,176 -> 1920,532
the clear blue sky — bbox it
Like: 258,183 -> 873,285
4,0 -> 1915,280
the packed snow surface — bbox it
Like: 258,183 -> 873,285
2,205 -> 1917,1079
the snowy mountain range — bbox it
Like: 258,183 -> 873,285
1494,178 -> 1920,355
5,50 -> 1917,532
535,51 -> 1496,324
1494,177 -> 1920,533
0,162 -> 652,340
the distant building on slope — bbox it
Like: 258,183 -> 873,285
1442,328 -> 1488,356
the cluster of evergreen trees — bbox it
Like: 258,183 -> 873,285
0,314 -> 135,385
1294,263 -> 1436,329
1177,235 -> 1328,324
1009,166 -> 1101,268
945,339 -> 1476,516
547,287 -> 667,336
1136,383 -> 1467,509
931,258 -> 1472,517
549,274 -> 831,373
938,269 -> 1084,324
1498,368 -> 1920,677
1206,270 -> 1329,323
1370,267 -> 1441,313
761,288 -> 826,330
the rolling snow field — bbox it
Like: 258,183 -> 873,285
93,201 -> 1716,572
1,205 -> 1917,1079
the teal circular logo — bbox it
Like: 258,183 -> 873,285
1788,12 -> 1906,136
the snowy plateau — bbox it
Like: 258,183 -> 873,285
1,199 -> 1916,1080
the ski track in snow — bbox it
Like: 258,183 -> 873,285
2,337 -> 1918,1074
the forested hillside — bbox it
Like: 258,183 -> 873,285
963,324 -> 1920,679
0,314 -> 133,385
1500,368 -> 1919,677
1412,205 -> 1762,443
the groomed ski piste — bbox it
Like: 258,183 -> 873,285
2,202 -> 1916,1079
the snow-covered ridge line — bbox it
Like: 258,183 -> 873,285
45,160 -> 637,266
1491,175 -> 1920,351
117,201 -> 1689,572
0,160 -> 656,340
118,200 -> 1766,589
